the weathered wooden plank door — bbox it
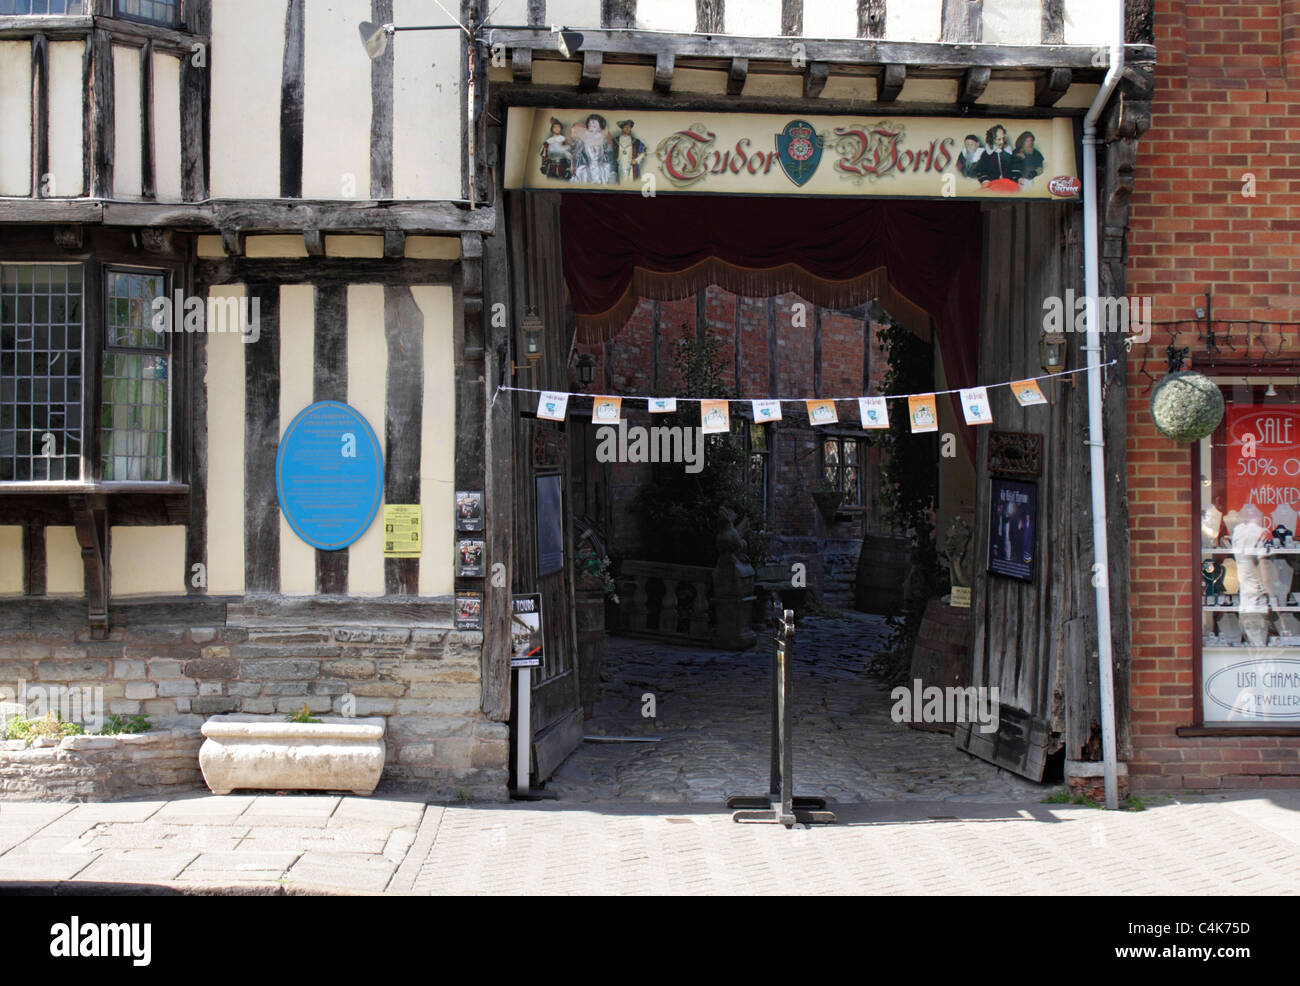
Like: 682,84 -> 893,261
958,200 -> 1131,780
508,190 -> 585,785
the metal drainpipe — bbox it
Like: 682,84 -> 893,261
1082,0 -> 1126,810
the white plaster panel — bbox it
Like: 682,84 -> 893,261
633,0 -> 696,33
725,0 -> 782,38
45,526 -> 83,595
205,286 -> 246,595
302,2 -> 370,199
0,42 -> 33,196
0,527 -> 22,596
112,45 -> 143,198
414,285 -> 454,597
151,51 -> 183,201
210,0 -> 286,198
278,284 -> 315,595
393,0 -> 462,200
802,1 -> 857,38
885,0 -> 942,42
48,41 -> 86,197
110,526 -> 186,596
346,285 -> 387,597
547,0 -> 603,29
983,0 -> 1045,45
1063,0 -> 1114,47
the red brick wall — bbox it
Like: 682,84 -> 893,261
1125,0 -> 1300,790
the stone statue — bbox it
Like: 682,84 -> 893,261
941,515 -> 974,590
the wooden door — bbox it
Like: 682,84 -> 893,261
508,190 -> 585,785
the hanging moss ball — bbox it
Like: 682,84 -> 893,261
1149,370 -> 1224,443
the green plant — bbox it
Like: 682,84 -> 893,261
3,712 -> 85,743
1150,370 -> 1224,443
100,714 -> 151,735
286,704 -> 321,724
575,547 -> 619,602
455,787 -> 473,804
635,331 -> 762,566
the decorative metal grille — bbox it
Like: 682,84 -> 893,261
0,265 -> 83,482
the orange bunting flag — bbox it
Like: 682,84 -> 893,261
592,396 -> 622,423
700,399 -> 730,434
1010,379 -> 1048,406
908,394 -> 939,433
805,399 -> 838,425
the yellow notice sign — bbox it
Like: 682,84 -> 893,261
383,504 -> 422,557
950,586 -> 971,608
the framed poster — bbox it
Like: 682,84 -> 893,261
456,490 -> 484,531
536,474 -> 564,576
455,591 -> 482,630
510,594 -> 543,668
987,478 -> 1037,582
456,538 -> 485,577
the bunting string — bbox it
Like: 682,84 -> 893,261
494,360 -> 1116,405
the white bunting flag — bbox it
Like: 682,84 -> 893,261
537,391 -> 569,422
752,399 -> 782,422
858,396 -> 889,429
960,387 -> 993,425
647,397 -> 677,413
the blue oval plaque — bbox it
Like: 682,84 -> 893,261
276,401 -> 384,551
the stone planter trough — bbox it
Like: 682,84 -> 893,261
199,714 -> 386,796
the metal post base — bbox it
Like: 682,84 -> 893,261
727,795 -> 835,827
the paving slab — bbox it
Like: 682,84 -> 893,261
75,849 -> 201,884
284,852 -> 396,892
180,851 -> 301,883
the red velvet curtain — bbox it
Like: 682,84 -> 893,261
560,194 -> 981,416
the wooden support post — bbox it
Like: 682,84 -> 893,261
579,49 -> 602,91
69,495 -> 109,639
959,66 -> 991,104
727,57 -> 748,96
878,63 -> 905,102
654,49 -> 674,95
804,61 -> 829,99
1035,67 -> 1072,107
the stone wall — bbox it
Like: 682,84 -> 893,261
0,605 -> 509,801
0,729 -> 202,801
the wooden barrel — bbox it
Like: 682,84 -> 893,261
575,589 -> 606,718
854,533 -> 912,613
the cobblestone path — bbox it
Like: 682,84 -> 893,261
545,612 -> 1058,803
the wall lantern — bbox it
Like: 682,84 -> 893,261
576,354 -> 596,387
521,307 -> 544,364
1040,330 -> 1067,374
358,18 -> 466,60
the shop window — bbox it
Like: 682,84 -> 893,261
1198,376 -> 1300,726
113,0 -> 179,26
821,435 -> 863,507
729,416 -> 770,523
101,268 -> 170,481
0,1 -> 85,12
0,265 -> 84,482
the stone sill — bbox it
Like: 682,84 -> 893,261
1,727 -> 199,753
1176,726 -> 1300,738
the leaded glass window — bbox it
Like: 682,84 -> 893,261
0,265 -> 83,482
101,269 -> 170,481
114,0 -> 179,26
822,436 -> 862,506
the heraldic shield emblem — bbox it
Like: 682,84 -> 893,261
775,119 -> 823,186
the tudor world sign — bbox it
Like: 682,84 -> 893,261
505,108 -> 1081,200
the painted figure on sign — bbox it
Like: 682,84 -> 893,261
973,124 -> 1018,190
955,134 -> 984,178
615,119 -> 648,183
540,117 -> 573,180
1010,131 -> 1045,185
571,114 -> 616,185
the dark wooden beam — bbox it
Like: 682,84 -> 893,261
90,29 -> 113,198
303,229 -> 324,256
727,57 -> 747,96
858,0 -> 886,39
780,0 -> 801,36
30,32 -> 48,198
68,494 -> 109,638
383,229 -> 405,258
1035,67 -> 1072,107
485,29 -> 1153,70
279,0 -> 305,198
23,522 -> 45,597
654,50 -> 674,95
804,61 -> 829,99
511,46 -> 532,83
877,63 -> 905,102
382,285 -> 423,596
602,0 -> 636,29
369,0 -> 394,198
1041,0 -> 1064,44
941,0 -> 983,43
579,49 -> 602,91
313,284 -> 348,595
52,224 -> 82,248
243,283 -> 280,594
220,228 -> 242,257
697,0 -> 724,33
140,40 -> 155,200
196,257 -> 455,286
96,199 -> 497,233
958,65 -> 991,104
180,1 -> 210,201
